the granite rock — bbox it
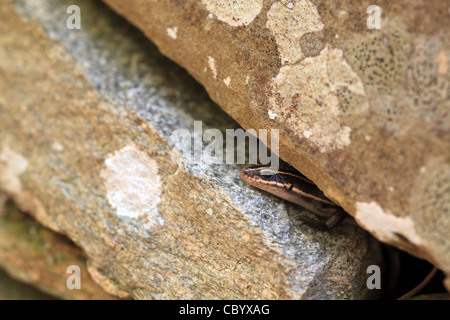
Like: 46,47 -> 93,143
0,0 -> 383,299
102,0 -> 450,290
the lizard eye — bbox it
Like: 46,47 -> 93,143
259,168 -> 277,177
240,166 -> 281,183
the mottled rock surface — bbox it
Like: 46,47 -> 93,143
0,0 -> 382,299
0,269 -> 56,300
0,199 -> 116,299
101,0 -> 450,290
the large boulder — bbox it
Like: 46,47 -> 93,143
0,0 -> 382,299
102,0 -> 450,290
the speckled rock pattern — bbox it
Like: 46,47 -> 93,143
0,269 -> 56,300
0,199 -> 117,299
0,0 -> 382,299
101,0 -> 450,290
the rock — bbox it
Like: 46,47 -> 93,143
101,0 -> 450,289
411,293 -> 450,300
0,0 -> 382,299
0,197 -> 117,299
0,269 -> 56,300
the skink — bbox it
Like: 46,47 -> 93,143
240,165 -> 347,229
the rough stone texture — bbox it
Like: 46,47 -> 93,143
412,293 -> 450,300
0,269 -> 56,300
101,0 -> 450,289
0,196 -> 117,299
0,0 -> 382,299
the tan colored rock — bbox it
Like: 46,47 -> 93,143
102,0 -> 450,289
0,0 -> 382,299
0,269 -> 56,300
0,198 -> 117,299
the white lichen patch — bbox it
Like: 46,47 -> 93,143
266,0 -> 324,65
202,0 -> 263,27
52,142 -> 64,152
166,26 -> 178,39
0,144 -> 28,194
327,48 -> 366,96
268,109 -> 278,119
101,146 -> 163,228
208,56 -> 217,79
223,76 -> 231,87
303,130 -> 312,139
268,46 -> 367,152
355,202 -> 424,246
